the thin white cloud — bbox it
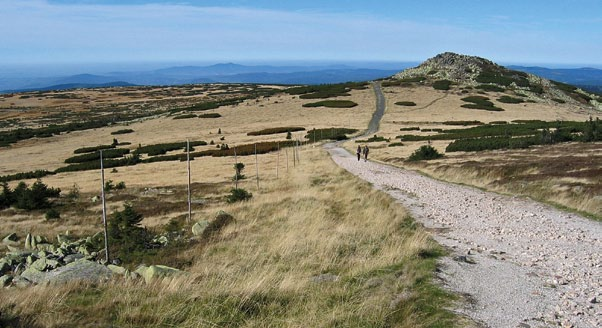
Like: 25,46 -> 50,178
0,0 -> 600,65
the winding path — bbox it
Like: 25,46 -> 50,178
325,83 -> 601,328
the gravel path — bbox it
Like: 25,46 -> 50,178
325,83 -> 601,327
325,145 -> 601,327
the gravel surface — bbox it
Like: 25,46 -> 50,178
326,144 -> 602,328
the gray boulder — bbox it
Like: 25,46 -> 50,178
2,233 -> 19,245
0,260 -> 11,275
135,265 -> 184,284
192,220 -> 209,236
21,260 -> 113,285
107,264 -> 128,275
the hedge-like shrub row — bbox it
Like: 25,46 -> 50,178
247,127 -> 305,136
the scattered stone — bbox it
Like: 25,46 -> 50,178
311,273 -> 339,283
589,296 -> 597,304
389,291 -> 413,309
135,265 -> 184,284
453,255 -> 477,264
2,233 -> 19,244
22,260 -> 113,285
63,253 -> 85,264
0,261 -> 11,275
192,220 -> 209,236
107,264 -> 128,275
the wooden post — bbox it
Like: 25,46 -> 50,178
285,147 -> 289,172
292,140 -> 296,167
234,147 -> 238,189
296,139 -> 301,164
255,143 -> 259,190
100,150 -> 109,264
276,142 -> 280,179
187,139 -> 191,223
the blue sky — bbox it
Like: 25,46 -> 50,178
2,0 -> 602,67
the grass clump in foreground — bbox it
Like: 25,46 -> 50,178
0,148 -> 460,327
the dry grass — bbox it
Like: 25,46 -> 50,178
0,148 -> 458,327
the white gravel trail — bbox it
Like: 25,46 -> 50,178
326,144 -> 601,328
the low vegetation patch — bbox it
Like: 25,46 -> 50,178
497,96 -> 524,104
382,76 -> 426,87
355,135 -> 389,143
442,121 -> 484,126
247,127 -> 305,136
74,144 -> 116,154
0,179 -> 60,210
461,96 -> 503,111
65,148 -> 130,164
110,129 -> 134,135
135,140 -> 208,156
476,84 -> 505,92
306,128 -> 358,142
395,101 -> 417,106
399,127 -> 420,131
173,114 -> 197,120
432,79 -> 452,91
302,100 -> 358,108
0,170 -> 55,183
285,82 -> 367,99
199,113 -> 222,118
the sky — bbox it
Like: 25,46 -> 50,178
1,0 -> 602,68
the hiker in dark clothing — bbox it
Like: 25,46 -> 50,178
363,145 -> 369,162
356,145 -> 362,161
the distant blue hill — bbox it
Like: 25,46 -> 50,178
3,81 -> 136,93
509,66 -> 602,93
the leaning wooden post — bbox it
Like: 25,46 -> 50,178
276,142 -> 280,179
296,139 -> 301,164
292,140 -> 296,167
100,150 -> 109,264
187,139 -> 191,223
234,147 -> 238,189
255,143 -> 259,190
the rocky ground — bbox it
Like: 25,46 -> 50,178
326,144 -> 601,328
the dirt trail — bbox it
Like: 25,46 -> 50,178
325,84 -> 601,327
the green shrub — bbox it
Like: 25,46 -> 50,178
201,211 -> 235,239
395,101 -> 417,106
408,145 -> 443,161
355,135 -> 389,143
108,204 -> 152,262
74,144 -> 115,154
399,127 -> 420,131
497,96 -> 524,104
388,142 -> 404,147
111,129 -> 134,135
305,128 -> 358,142
226,188 -> 253,203
199,113 -> 222,118
302,100 -> 358,108
135,140 -> 207,156
0,170 -> 54,183
233,163 -> 246,181
285,82 -> 366,99
248,127 -> 305,136
461,96 -> 503,111
45,208 -> 61,220
442,121 -> 484,126
382,76 -> 426,87
582,117 -> 602,142
11,180 -> 61,210
476,84 -> 505,92
552,98 -> 566,104
432,80 -> 452,90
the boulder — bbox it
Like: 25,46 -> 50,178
63,253 -> 85,264
21,260 -> 113,285
192,220 -> 209,236
29,258 -> 60,272
107,264 -> 128,275
12,276 -> 32,288
24,234 -> 33,250
135,265 -> 184,284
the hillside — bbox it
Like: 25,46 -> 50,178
392,52 -> 602,109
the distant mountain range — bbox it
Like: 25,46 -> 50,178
509,66 -> 602,93
0,63 -> 408,93
3,62 -> 602,94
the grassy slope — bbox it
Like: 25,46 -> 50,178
0,148 -> 462,327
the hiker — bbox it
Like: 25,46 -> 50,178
363,145 -> 369,162
356,145 -> 362,161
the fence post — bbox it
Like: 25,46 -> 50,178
234,147 -> 238,189
255,143 -> 259,190
100,150 -> 109,264
276,142 -> 280,179
285,147 -> 289,172
187,139 -> 191,223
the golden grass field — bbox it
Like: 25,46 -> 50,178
0,80 -> 599,326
